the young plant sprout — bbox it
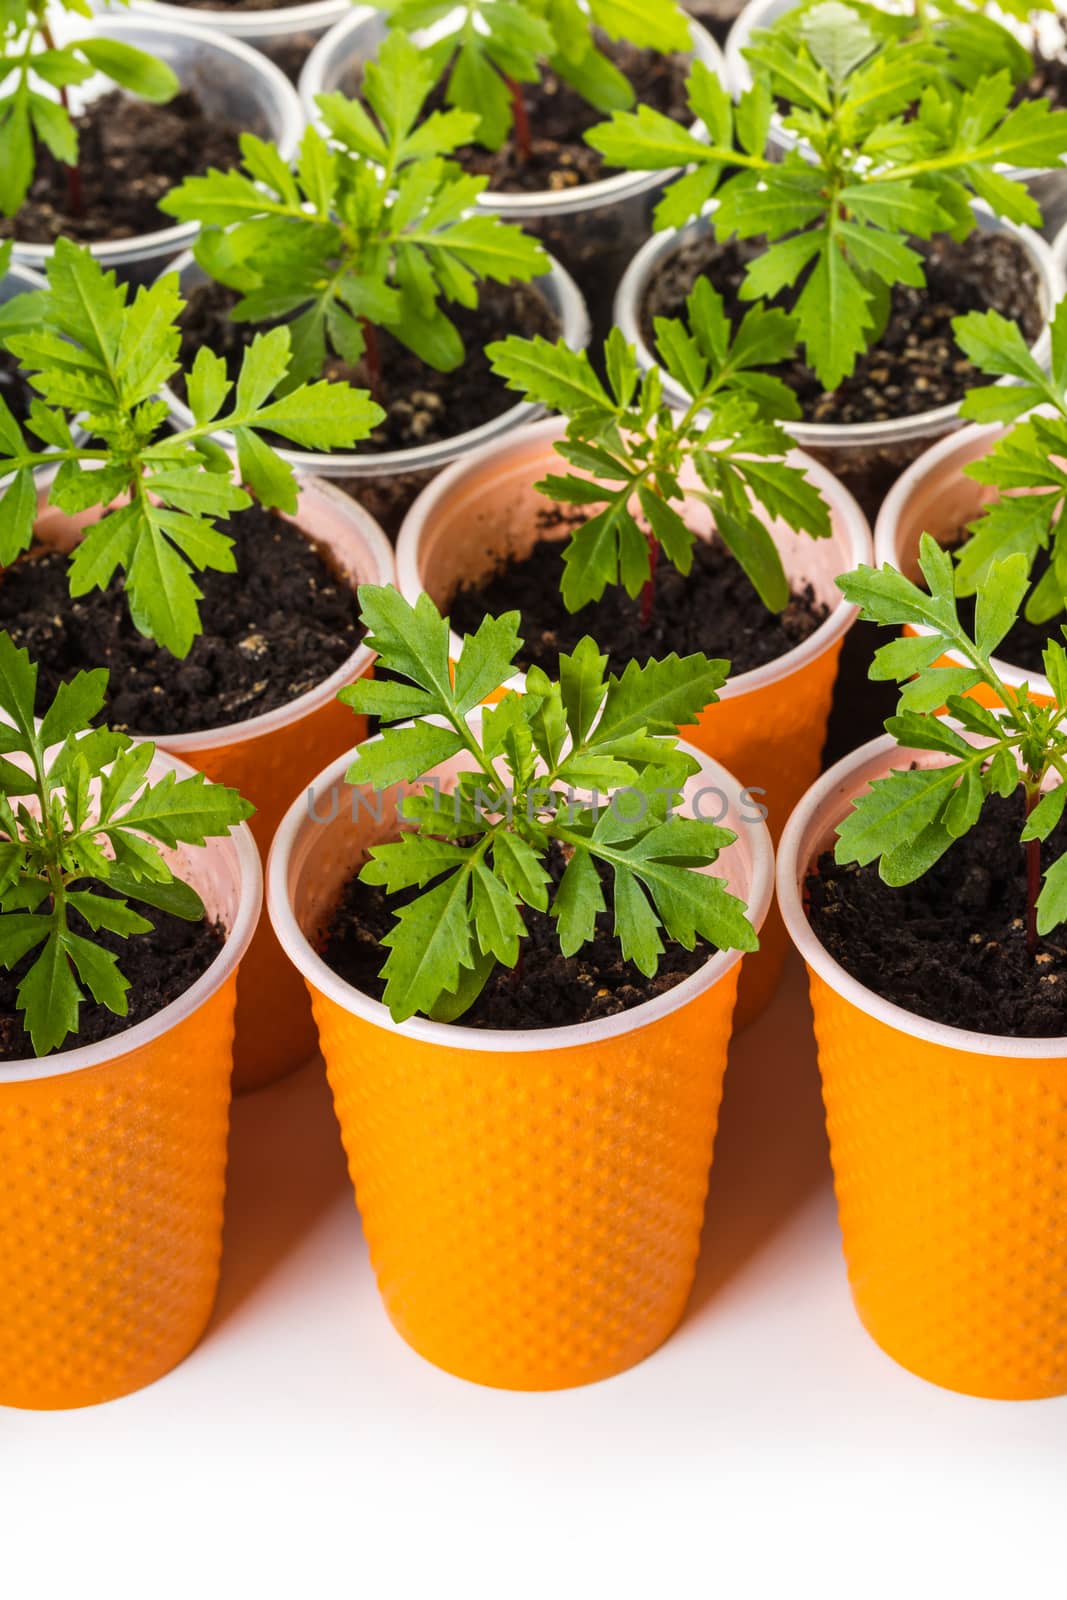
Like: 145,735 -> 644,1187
369,0 -> 692,161
835,535 -> 1067,957
586,1 -> 1067,390
487,279 -> 830,620
0,0 -> 180,217
948,300 -> 1067,627
0,632 -> 253,1055
159,30 -> 549,394
338,585 -> 758,1023
0,238 -> 384,660
754,0 -> 1048,92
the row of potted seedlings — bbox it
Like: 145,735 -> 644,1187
4,0 -> 1067,542
0,1 -> 1066,1408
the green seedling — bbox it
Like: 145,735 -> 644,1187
0,0 -> 179,217
0,238 -> 383,659
0,632 -> 253,1055
161,31 -> 549,394
488,280 -> 830,619
370,0 -> 692,159
339,584 -> 758,1022
586,1 -> 1067,390
837,534 -> 1067,957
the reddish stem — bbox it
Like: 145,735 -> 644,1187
41,23 -> 84,218
360,319 -> 382,405
639,535 -> 659,630
503,73 -> 532,164
1025,790 -> 1041,959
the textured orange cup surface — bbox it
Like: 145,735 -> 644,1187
875,420 -> 1055,710
31,473 -> 394,1093
778,734 -> 1067,1400
0,752 -> 261,1410
396,418 -> 871,1026
268,735 -> 774,1390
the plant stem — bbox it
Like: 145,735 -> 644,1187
1025,789 -> 1041,959
360,319 -> 382,404
503,74 -> 532,164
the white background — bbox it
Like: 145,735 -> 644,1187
2,957 -> 1064,1600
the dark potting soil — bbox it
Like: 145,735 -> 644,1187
448,518 -> 828,679
4,91 -> 244,247
0,505 -> 362,733
175,278 -> 561,459
807,792 -> 1067,1037
683,0 -> 745,46
321,841 -> 713,1030
259,35 -> 320,83
0,895 -> 224,1061
0,349 -> 33,428
432,41 -> 690,194
640,230 -> 1043,429
1018,23 -> 1067,112
345,37 -> 692,197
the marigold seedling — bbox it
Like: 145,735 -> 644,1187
949,299 -> 1067,626
586,1 -> 1067,390
0,238 -> 384,659
160,30 -> 549,392
0,631 -> 253,1055
0,0 -> 180,218
836,534 -> 1067,957
754,0 -> 1046,92
339,585 -> 758,1023
370,0 -> 692,159
487,279 -> 830,618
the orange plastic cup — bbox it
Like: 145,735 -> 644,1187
778,734 -> 1067,1400
268,733 -> 774,1390
31,474 -> 394,1093
875,421 -> 1056,710
396,417 -> 871,1026
0,749 -> 261,1410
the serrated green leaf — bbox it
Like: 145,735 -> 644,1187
77,38 -> 179,102
835,764 -> 966,867
377,869 -> 475,1023
597,653 -> 728,743
552,845 -> 604,956
1037,852 -> 1067,937
1022,785 -> 1066,844
18,928 -> 82,1057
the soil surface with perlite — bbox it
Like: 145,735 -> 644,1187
807,792 -> 1067,1037
344,37 -> 692,197
4,91 -> 244,246
642,230 -> 1043,430
322,842 -> 715,1030
449,519 -> 828,680
0,506 -> 362,734
0,897 -> 225,1060
176,278 -> 560,539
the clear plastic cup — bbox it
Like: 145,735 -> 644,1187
10,15 -> 304,284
